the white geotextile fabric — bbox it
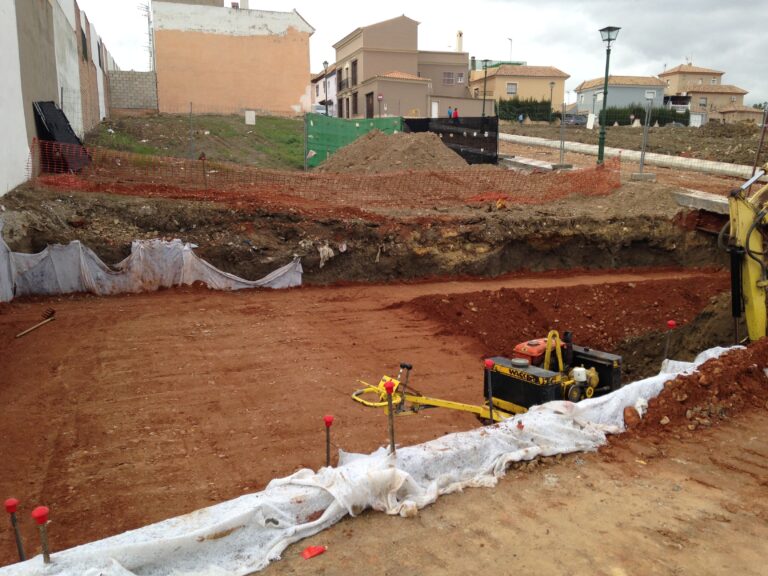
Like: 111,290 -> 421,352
0,223 -> 302,302
0,347 -> 735,576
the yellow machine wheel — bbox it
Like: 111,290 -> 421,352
585,386 -> 595,398
567,385 -> 583,402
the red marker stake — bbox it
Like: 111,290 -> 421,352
323,415 -> 334,467
664,319 -> 677,360
4,498 -> 25,562
384,381 -> 396,456
31,506 -> 50,564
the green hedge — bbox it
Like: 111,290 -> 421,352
598,106 -> 690,127
498,97 -> 554,122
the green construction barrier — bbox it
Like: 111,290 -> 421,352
305,113 -> 403,168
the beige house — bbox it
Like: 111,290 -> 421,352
152,0 -> 314,114
468,65 -> 569,112
719,106 -> 765,125
332,15 -> 483,118
659,63 -> 750,123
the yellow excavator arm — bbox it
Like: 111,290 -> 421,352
727,162 -> 768,341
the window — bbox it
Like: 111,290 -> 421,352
710,77 -> 717,85
443,72 -> 455,85
699,96 -> 707,107
506,82 -> 518,95
351,60 -> 358,86
666,79 -> 670,86
579,94 -> 584,104
81,30 -> 88,61
97,40 -> 103,69
457,72 -> 464,84
351,92 -> 358,115
474,88 -> 479,97
730,96 -> 737,102
316,84 -> 319,97
698,78 -> 703,84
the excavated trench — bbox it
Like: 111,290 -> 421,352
1,184 -> 733,379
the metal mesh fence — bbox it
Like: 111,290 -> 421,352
28,139 -> 622,216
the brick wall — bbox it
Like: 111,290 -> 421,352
108,71 -> 158,110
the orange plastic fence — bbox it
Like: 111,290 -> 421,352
28,139 -> 621,214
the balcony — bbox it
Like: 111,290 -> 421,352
338,78 -> 349,92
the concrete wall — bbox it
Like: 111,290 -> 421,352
16,0 -> 60,147
689,91 -> 745,122
109,71 -> 159,110
470,75 -> 567,111
663,71 -> 722,94
152,2 -> 313,114
77,8 -> 100,132
418,52 -> 469,99
0,0 -> 30,195
53,0 -> 83,136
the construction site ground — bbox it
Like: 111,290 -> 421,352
1,118 -> 766,572
502,121 -> 767,166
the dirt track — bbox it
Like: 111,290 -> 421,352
0,268 -> 732,565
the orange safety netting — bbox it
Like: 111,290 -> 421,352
28,139 -> 621,215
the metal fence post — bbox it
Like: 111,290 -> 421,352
188,102 -> 193,160
639,99 -> 652,173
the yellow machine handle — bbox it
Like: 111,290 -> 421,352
543,329 -> 565,373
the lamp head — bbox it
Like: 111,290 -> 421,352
323,60 -> 328,69
599,26 -> 620,44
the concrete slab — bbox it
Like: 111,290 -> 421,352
671,188 -> 730,215
630,172 -> 657,182
500,155 -> 553,172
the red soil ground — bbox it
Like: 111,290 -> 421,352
0,269 -> 737,565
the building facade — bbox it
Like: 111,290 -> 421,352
574,76 -> 665,115
311,64 -> 337,116
332,15 -> 484,119
151,1 -> 314,114
659,63 -> 750,124
1,0 -> 115,196
469,65 -> 569,113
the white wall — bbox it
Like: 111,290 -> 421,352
53,0 -> 83,136
89,22 -> 106,121
152,1 -> 313,36
0,0 -> 31,195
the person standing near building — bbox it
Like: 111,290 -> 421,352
447,106 -> 453,119
452,107 -> 459,124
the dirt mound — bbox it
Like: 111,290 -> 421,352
699,122 -> 759,139
316,130 -> 469,173
628,338 -> 768,435
401,275 -> 730,364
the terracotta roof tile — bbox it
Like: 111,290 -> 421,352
379,71 -> 430,82
718,105 -> 762,114
473,65 -> 569,80
681,83 -> 747,95
659,63 -> 724,77
575,76 -> 665,92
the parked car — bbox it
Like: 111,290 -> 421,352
564,114 -> 588,126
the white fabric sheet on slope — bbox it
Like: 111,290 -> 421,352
0,347 -> 733,576
0,223 -> 302,302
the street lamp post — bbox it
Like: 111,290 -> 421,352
597,26 -> 620,164
323,60 -> 329,116
481,59 -> 490,118
592,93 -> 597,115
549,81 -> 555,123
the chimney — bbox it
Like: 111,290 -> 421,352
456,31 -> 463,53
471,56 -> 476,71
231,1 -> 239,8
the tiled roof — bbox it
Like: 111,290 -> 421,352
718,105 -> 763,114
659,63 -> 724,77
311,64 -> 337,82
480,65 -> 569,79
575,76 -> 665,92
681,83 -> 747,95
379,71 -> 430,82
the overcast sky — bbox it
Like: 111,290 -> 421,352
77,0 -> 767,105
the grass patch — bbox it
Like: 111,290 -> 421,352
86,114 -> 305,170
87,126 -> 159,155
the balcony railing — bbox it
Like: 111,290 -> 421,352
338,78 -> 349,91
